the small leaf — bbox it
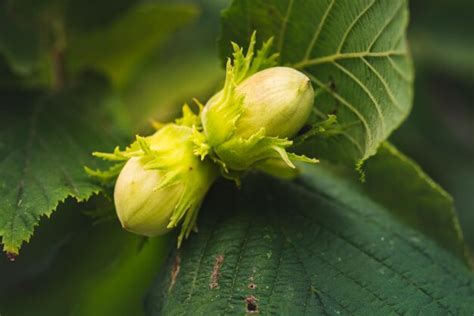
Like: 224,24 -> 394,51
220,0 -> 414,164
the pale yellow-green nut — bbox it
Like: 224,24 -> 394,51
201,66 -> 316,173
114,157 -> 181,237
226,66 -> 314,139
113,124 -> 218,245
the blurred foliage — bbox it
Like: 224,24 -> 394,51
409,0 -> 474,81
0,0 -> 229,314
67,3 -> 199,87
0,0 -> 199,89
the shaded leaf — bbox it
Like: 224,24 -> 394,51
220,0 -> 414,164
146,171 -> 474,315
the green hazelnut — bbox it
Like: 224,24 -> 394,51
204,66 -> 314,140
200,65 -> 316,172
113,124 -> 218,244
114,157 -> 182,236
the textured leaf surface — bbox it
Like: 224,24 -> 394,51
220,0 -> 414,163
361,143 -> 467,261
296,142 -> 467,262
146,171 -> 474,315
0,81 -> 123,254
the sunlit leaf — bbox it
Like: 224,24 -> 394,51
220,0 -> 414,164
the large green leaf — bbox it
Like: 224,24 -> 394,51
220,0 -> 414,164
300,142 -> 468,261
146,170 -> 474,315
0,79 -> 124,255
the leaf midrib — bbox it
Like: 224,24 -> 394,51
292,50 -> 406,69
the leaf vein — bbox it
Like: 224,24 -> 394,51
315,250 -> 402,314
387,56 -> 413,83
290,181 -> 474,293
317,224 -> 451,311
307,73 -> 371,150
282,228 -> 351,314
332,61 -> 386,133
224,220 -> 253,313
264,236 -> 285,313
277,0 -> 295,54
184,217 -> 219,307
7,103 -> 41,251
294,50 -> 406,68
337,0 -> 376,54
367,0 -> 404,51
361,57 -> 406,113
303,0 -> 335,61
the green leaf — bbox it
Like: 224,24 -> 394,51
296,142 -> 468,262
0,79 -> 124,255
361,143 -> 468,261
67,2 -> 199,87
220,0 -> 414,164
146,171 -> 474,315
